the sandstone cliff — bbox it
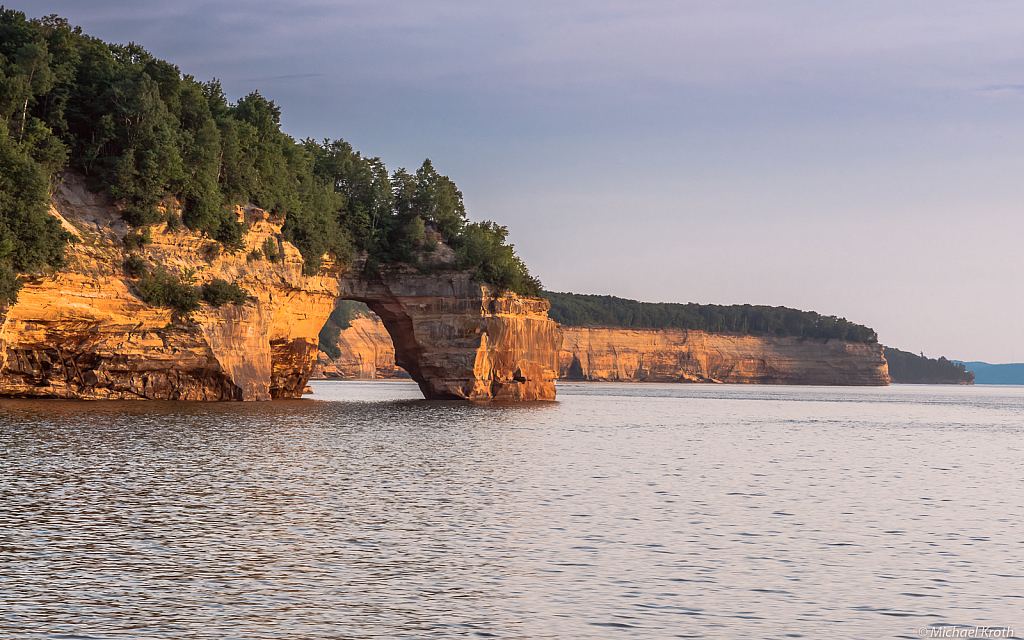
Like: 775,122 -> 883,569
313,318 -> 889,386
560,326 -> 889,385
337,268 -> 561,401
0,176 -> 561,401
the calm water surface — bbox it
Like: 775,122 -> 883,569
2,382 -> 1022,639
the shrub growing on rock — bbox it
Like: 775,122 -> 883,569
136,267 -> 200,313
123,228 -> 152,251
0,264 -> 21,305
123,254 -> 146,278
262,237 -> 279,263
200,278 -> 248,307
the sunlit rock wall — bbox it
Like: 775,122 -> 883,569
0,176 -> 561,401
559,326 -> 889,385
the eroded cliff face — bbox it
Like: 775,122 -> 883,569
0,176 -> 340,400
0,176 -> 561,401
560,326 -> 889,385
312,320 -> 889,386
338,269 -> 561,401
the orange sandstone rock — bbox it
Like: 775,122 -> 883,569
311,317 -> 889,387
0,175 -> 561,401
338,268 -> 561,401
559,326 -> 889,385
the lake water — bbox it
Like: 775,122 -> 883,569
1,382 -> 1022,639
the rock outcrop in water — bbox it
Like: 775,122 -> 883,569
0,176 -> 560,401
317,319 -> 889,386
337,268 -> 561,401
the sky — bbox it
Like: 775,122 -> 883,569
27,0 -> 1024,363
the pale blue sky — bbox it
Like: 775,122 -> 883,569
29,0 -> 1024,362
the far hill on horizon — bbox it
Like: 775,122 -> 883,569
884,348 -> 974,385
955,362 -> 1024,385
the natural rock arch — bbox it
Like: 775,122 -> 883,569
0,178 -> 560,402
0,266 -> 561,402
318,269 -> 560,401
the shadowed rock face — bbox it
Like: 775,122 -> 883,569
0,176 -> 560,401
313,315 -> 406,380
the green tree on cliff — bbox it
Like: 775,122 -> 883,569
544,291 -> 878,343
0,9 -> 77,303
0,8 -> 542,301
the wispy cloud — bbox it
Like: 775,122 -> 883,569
976,84 -> 1024,97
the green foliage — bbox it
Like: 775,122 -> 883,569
545,291 -> 879,343
884,347 -> 974,384
0,10 -> 338,264
305,137 -> 389,251
135,265 -> 200,313
414,158 -> 465,242
123,226 -> 151,250
261,236 -> 279,263
281,177 -> 352,274
0,106 -> 74,273
318,299 -> 371,359
454,221 -> 542,297
164,210 -> 181,231
123,252 -> 145,277
200,278 -> 248,307
213,214 -> 245,252
318,324 -> 342,359
0,9 -> 541,297
0,263 -> 21,305
105,73 -> 185,225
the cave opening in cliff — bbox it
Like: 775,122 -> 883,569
314,299 -> 409,381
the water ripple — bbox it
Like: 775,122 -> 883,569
2,382 -> 1022,638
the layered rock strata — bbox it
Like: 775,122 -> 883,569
560,326 -> 889,385
314,321 -> 889,386
0,176 -> 561,401
339,269 -> 561,401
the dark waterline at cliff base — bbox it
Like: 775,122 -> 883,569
2,382 -> 1022,639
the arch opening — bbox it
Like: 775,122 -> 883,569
304,270 -> 561,402
313,299 -> 410,383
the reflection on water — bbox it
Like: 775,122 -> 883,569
2,382 -> 1022,639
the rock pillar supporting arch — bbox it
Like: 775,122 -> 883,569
337,270 -> 562,401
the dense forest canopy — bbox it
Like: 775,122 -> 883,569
545,291 -> 879,343
884,348 -> 974,384
0,8 -> 541,305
